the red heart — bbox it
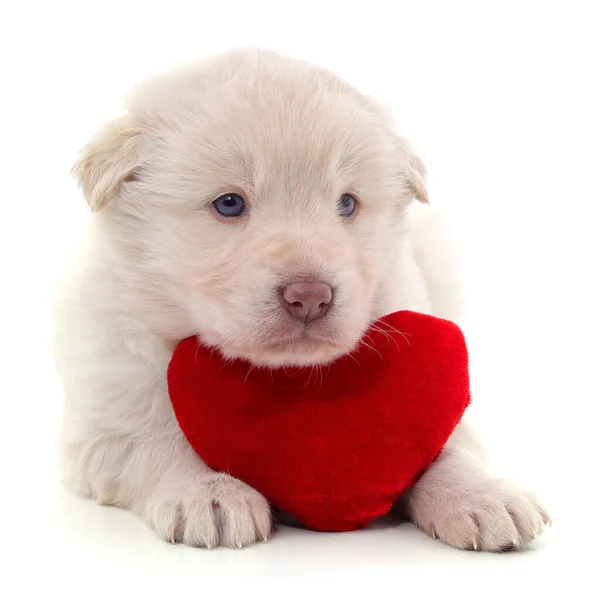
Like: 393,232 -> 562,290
167,311 -> 470,532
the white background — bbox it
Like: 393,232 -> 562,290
1,1 -> 591,598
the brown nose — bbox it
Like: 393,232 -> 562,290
282,281 -> 333,322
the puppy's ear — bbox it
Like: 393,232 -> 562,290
72,116 -> 144,212
404,151 -> 429,204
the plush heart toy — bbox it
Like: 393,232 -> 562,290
167,310 -> 470,532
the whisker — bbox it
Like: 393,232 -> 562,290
316,365 -> 324,390
367,325 -> 400,351
346,351 -> 361,368
243,363 -> 256,385
358,338 -> 383,360
373,324 -> 411,340
373,319 -> 412,347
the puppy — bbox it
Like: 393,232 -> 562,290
53,48 -> 549,550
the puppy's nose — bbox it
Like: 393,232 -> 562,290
282,282 -> 333,322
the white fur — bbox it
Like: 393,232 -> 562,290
53,48 -> 549,550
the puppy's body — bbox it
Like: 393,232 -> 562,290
54,49 -> 548,550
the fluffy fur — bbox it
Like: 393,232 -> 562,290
54,48 -> 549,550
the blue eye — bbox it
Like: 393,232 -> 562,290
213,193 -> 246,217
338,193 -> 357,217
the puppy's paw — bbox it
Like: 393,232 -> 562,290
407,478 -> 551,551
144,473 -> 272,548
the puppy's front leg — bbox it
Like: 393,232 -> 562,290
138,437 -> 272,548
61,399 -> 272,548
403,421 -> 550,551
62,428 -> 272,548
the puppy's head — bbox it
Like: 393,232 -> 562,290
75,49 -> 427,367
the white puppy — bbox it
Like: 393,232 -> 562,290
54,49 -> 549,550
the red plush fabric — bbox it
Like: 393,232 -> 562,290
167,311 -> 470,532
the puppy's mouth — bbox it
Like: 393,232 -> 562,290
212,324 -> 359,368
261,331 -> 345,354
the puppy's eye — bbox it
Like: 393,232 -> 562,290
338,193 -> 357,217
213,193 -> 246,217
